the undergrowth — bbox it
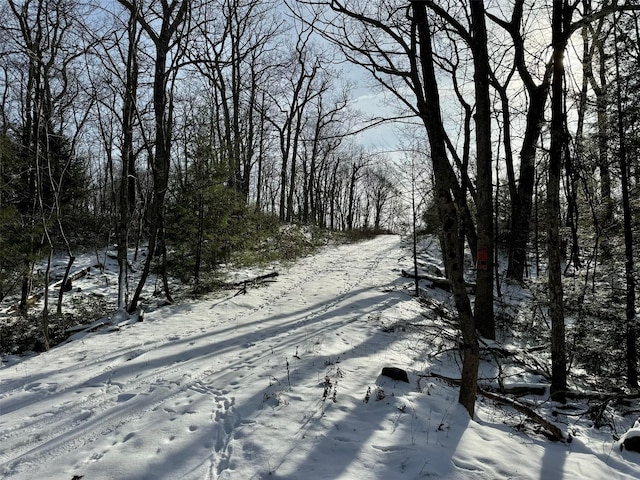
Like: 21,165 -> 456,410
1,225 -> 387,355
1,294 -> 110,355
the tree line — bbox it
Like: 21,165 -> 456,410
0,0 -> 401,349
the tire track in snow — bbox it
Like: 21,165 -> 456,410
0,236 -> 402,479
0,346 -> 196,462
231,235 -> 395,321
194,237 -> 400,479
204,236 -> 402,478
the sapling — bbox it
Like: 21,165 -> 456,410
322,376 -> 332,401
286,357 -> 291,388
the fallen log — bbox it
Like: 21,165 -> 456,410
381,366 -> 410,383
423,372 -> 564,442
51,266 -> 91,290
229,271 -> 279,296
229,271 -> 279,287
5,266 -> 91,313
479,386 -> 564,441
401,269 -> 476,294
500,384 -> 547,396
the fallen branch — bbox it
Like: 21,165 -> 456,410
577,391 -> 640,428
401,269 -> 476,294
479,386 -> 564,441
423,372 -> 564,442
229,271 -> 279,296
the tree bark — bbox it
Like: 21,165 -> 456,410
614,20 -> 637,387
412,2 -> 479,417
469,0 -> 494,340
117,3 -> 139,309
548,0 -> 569,403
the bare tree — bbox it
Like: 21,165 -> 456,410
264,21 -> 329,221
412,2 -> 479,416
188,0 -> 284,200
613,11 -> 637,387
363,162 -> 397,231
548,0 -> 575,403
582,0 -> 614,223
300,85 -> 351,225
489,0 -> 640,282
115,0 -> 191,312
487,2 -> 554,283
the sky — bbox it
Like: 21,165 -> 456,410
2,234 -> 640,479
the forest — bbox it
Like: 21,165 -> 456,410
1,0 -> 640,422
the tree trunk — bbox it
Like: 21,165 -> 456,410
563,135 -> 581,271
41,247 -> 52,351
118,5 -> 138,309
494,1 -> 552,283
614,22 -> 637,387
548,0 -> 569,403
470,0 -> 494,340
593,30 -> 613,221
194,193 -> 205,285
413,2 -> 479,417
120,0 -> 189,312
507,85 -> 549,282
347,163 -> 359,230
56,254 -> 75,315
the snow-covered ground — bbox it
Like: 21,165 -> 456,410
1,235 -> 640,479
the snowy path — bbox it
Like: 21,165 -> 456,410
3,235 -> 640,480
0,235 -> 411,479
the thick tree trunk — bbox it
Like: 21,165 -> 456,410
413,2 -> 479,417
507,88 -> 548,281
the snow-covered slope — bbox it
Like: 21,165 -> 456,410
1,235 -> 639,479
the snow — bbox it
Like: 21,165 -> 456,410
1,235 -> 640,479
623,429 -> 640,440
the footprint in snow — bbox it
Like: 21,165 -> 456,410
211,393 -> 242,476
24,382 -> 58,393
